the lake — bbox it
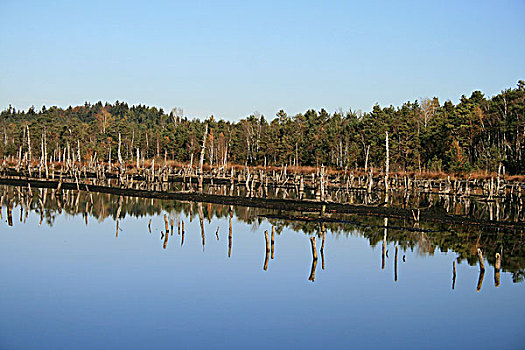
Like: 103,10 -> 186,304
1,186 -> 524,349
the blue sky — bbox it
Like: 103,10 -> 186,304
1,0 -> 524,120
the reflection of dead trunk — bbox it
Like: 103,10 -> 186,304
320,226 -> 326,270
163,229 -> 169,249
7,201 -> 13,226
271,225 -> 275,259
477,249 -> 485,271
309,257 -> 318,282
115,196 -> 122,237
84,202 -> 88,226
394,246 -> 398,282
198,202 -> 205,250
382,241 -> 385,270
308,236 -> 318,282
263,230 -> 270,271
382,218 -> 387,270
228,211 -> 232,258
164,214 -> 169,235
494,252 -> 501,288
452,261 -> 456,290
181,220 -> 185,246
476,269 -> 485,293
477,249 -> 485,292
148,219 -> 151,233
310,236 -> 318,260
215,226 -> 219,240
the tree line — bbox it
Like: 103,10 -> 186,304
1,81 -> 524,174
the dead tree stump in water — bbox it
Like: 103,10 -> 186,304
164,214 -> 169,235
163,229 -> 169,249
263,230 -> 270,271
308,236 -> 318,282
7,200 -> 13,226
476,249 -> 485,292
494,252 -> 501,287
477,248 -> 485,271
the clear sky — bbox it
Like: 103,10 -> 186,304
1,0 -> 524,121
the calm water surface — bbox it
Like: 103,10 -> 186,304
0,188 -> 524,349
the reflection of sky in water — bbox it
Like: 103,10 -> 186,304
1,208 -> 524,349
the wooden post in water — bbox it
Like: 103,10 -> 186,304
477,248 -> 485,271
164,214 -> 169,234
494,252 -> 501,287
308,236 -> 318,282
477,248 -> 485,292
263,230 -> 270,271
163,228 -> 169,249
7,200 -> 13,226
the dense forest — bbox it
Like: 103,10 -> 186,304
1,81 -> 524,174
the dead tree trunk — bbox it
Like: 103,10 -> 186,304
384,131 -> 390,203
198,124 -> 208,189
364,144 -> 370,172
118,133 -> 123,166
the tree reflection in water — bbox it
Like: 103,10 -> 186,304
1,185 -> 524,286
